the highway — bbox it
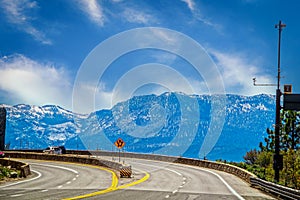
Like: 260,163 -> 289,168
0,160 -> 116,200
0,158 -> 275,200
98,157 -> 275,200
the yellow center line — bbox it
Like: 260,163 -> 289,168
62,164 -> 119,200
116,171 -> 150,190
64,167 -> 150,199
12,158 -> 150,199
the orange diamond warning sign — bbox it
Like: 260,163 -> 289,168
114,138 -> 125,149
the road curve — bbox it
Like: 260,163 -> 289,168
96,157 -> 275,200
0,157 -> 276,200
0,159 -> 115,200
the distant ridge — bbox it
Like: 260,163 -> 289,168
3,93 -> 275,161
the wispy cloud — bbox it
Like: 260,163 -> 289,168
0,0 -> 52,45
181,0 -> 195,11
209,49 -> 275,95
181,0 -> 220,30
0,54 -> 72,108
77,0 -> 105,27
122,8 -> 154,24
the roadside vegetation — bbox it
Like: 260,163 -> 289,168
0,165 -> 20,181
239,110 -> 300,189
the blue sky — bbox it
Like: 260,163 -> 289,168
0,0 -> 299,113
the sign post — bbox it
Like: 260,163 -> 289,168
114,138 -> 125,163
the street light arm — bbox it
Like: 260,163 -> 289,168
252,77 -> 276,86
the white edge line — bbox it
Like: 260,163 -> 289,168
10,194 -> 24,197
31,163 -> 79,174
197,168 -> 245,200
131,159 -> 245,200
0,169 -> 42,188
131,161 -> 182,176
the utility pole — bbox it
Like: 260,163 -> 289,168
253,20 -> 286,183
274,20 -> 286,183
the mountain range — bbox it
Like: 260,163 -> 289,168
2,92 -> 275,161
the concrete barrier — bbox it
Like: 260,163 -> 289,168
4,151 -> 122,172
6,150 -> 300,198
0,158 -> 31,178
73,150 -> 300,199
67,150 -> 255,183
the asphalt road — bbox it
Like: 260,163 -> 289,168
0,159 -> 114,200
96,157 -> 276,200
0,158 -> 275,200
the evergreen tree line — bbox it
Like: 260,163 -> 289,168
242,110 -> 300,189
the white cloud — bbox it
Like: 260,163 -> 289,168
95,85 -> 113,109
209,50 -> 275,95
75,81 -> 113,112
151,53 -> 178,65
76,1 -> 157,27
0,0 -> 52,45
181,0 -> 195,11
0,54 -> 72,109
122,8 -> 154,24
180,0 -> 221,30
77,0 -> 105,27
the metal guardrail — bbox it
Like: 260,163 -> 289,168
250,177 -> 300,200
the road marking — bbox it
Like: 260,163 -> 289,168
192,167 -> 245,200
62,164 -> 118,200
131,161 -> 182,176
63,168 -> 150,199
132,159 -> 245,199
11,158 -> 149,199
31,162 -> 80,189
163,162 -> 246,200
187,194 -> 199,200
0,169 -> 42,188
41,189 -> 48,192
165,195 -> 170,198
117,170 -> 150,190
131,160 -> 184,198
10,194 -> 24,197
72,178 -> 76,181
31,163 -> 79,174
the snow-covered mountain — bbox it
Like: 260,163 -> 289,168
2,93 -> 275,161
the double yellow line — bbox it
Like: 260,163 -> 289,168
63,164 -> 150,200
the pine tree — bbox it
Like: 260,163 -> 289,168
262,111 -> 300,151
281,111 -> 300,150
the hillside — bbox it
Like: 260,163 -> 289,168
3,93 -> 275,161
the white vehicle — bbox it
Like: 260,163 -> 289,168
43,146 -> 62,154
